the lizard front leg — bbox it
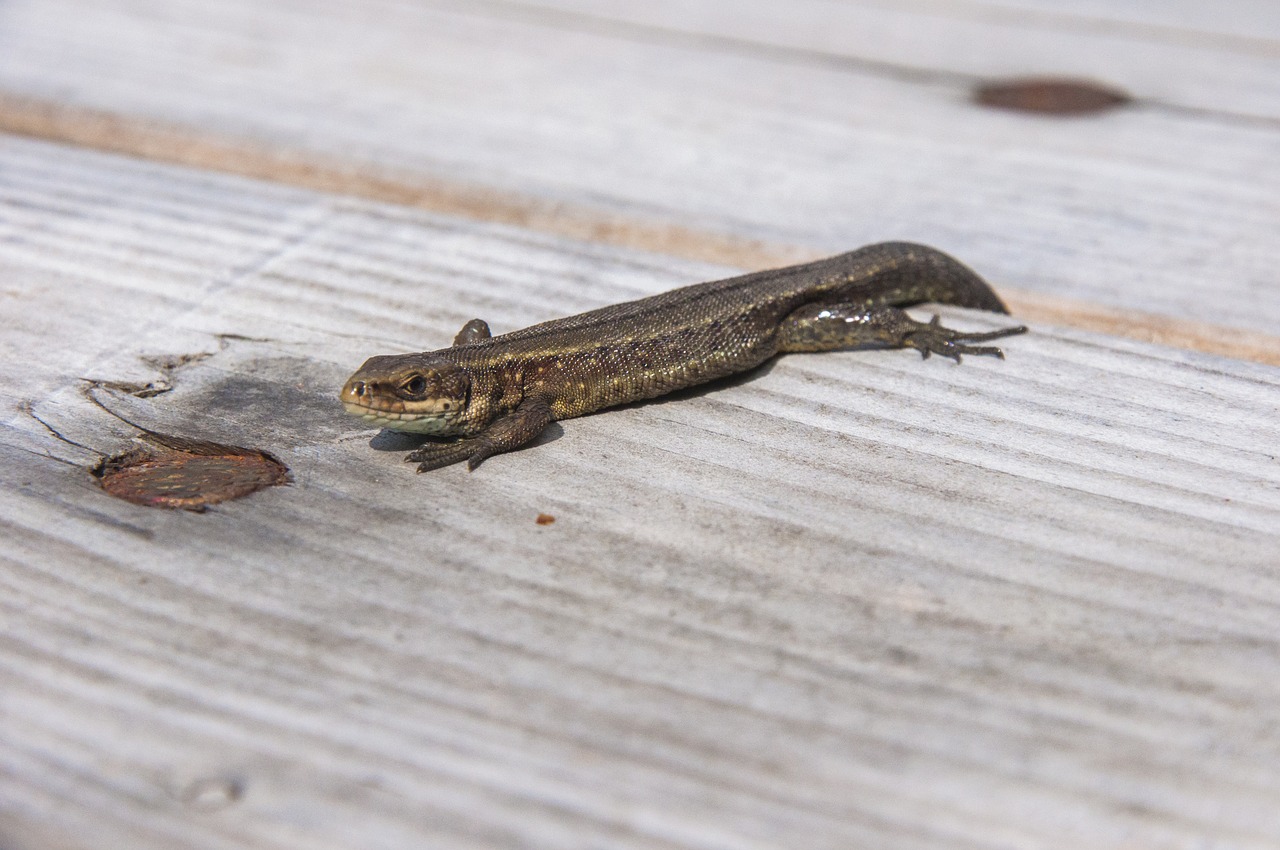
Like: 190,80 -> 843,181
452,318 -> 492,346
406,395 -> 554,471
779,303 -> 1026,362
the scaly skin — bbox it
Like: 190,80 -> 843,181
340,242 -> 1026,471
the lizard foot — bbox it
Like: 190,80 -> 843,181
906,314 -> 1027,363
405,439 -> 485,472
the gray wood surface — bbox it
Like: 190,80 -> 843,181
1,0 -> 1278,342
3,135 -> 1280,850
4,0 -> 1280,847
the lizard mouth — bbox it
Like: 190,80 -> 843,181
342,401 -> 463,434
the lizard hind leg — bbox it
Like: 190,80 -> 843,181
778,303 -> 1026,363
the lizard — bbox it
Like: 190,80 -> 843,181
340,242 -> 1027,472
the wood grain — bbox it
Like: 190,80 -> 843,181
464,0 -> 1280,117
3,136 -> 1280,850
0,0 -> 1277,338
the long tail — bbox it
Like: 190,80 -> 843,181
824,242 -> 1011,314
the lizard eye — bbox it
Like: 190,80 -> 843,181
403,375 -> 427,395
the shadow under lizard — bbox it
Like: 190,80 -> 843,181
340,242 -> 1026,471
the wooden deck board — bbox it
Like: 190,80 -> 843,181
0,0 -> 1278,343
3,136 -> 1280,849
501,0 -> 1280,115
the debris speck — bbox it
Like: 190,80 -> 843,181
181,776 -> 244,811
974,78 -> 1131,115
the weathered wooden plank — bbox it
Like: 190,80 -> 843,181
518,0 -> 1280,116
0,137 -> 327,410
3,137 -> 1280,850
0,0 -> 1277,342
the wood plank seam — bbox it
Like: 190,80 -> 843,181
1,94 -> 1277,367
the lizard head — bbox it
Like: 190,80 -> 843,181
340,353 -> 472,435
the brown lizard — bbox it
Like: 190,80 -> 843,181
341,242 -> 1026,471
